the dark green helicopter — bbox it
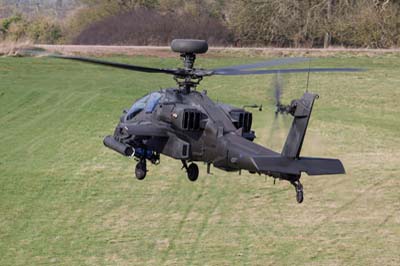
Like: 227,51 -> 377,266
55,39 -> 362,203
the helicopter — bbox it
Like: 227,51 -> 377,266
54,39 -> 363,203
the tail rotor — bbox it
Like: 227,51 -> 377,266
273,72 -> 284,119
267,73 -> 292,148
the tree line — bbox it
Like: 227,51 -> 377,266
1,0 -> 400,48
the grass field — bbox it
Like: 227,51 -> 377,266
1,52 -> 399,265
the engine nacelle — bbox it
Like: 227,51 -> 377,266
217,103 -> 255,141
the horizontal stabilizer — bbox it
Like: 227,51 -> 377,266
252,156 -> 345,176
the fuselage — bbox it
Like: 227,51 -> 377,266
111,88 -> 271,172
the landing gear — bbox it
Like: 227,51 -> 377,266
182,160 -> 199,182
291,180 -> 304,204
187,163 -> 199,181
135,159 -> 147,180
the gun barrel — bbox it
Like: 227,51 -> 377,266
103,135 -> 134,156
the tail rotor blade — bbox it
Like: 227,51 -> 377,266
267,73 -> 283,147
273,73 -> 283,105
267,111 -> 280,147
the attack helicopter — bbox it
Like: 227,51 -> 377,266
54,39 -> 362,203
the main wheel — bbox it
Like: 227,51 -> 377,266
135,161 -> 147,180
187,163 -> 199,182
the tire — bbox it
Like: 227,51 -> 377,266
187,163 -> 199,182
296,190 -> 304,204
295,183 -> 304,203
135,162 -> 146,180
171,39 -> 208,54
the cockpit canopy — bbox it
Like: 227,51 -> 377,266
126,92 -> 162,120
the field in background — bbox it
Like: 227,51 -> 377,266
0,51 -> 399,265
36,44 -> 400,57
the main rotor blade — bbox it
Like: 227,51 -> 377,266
51,55 -> 178,75
213,57 -> 312,71
213,67 -> 364,76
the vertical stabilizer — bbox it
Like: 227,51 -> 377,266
281,92 -> 318,158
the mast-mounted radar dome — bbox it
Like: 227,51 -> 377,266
171,39 -> 208,54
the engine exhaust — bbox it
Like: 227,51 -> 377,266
103,135 -> 134,157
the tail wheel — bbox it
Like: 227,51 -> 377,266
295,181 -> 304,204
296,185 -> 304,203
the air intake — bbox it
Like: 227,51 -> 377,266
182,110 -> 201,130
231,111 -> 252,132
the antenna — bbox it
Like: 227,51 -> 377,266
306,59 -> 311,92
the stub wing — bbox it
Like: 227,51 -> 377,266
121,123 -> 169,137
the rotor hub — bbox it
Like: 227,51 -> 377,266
170,39 -> 210,92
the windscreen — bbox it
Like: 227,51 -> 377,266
126,92 -> 162,120
144,92 -> 162,113
126,94 -> 150,120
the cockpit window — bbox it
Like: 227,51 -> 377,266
144,92 -> 162,113
126,94 -> 150,120
126,92 -> 162,120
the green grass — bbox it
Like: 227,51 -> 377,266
1,53 -> 400,266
